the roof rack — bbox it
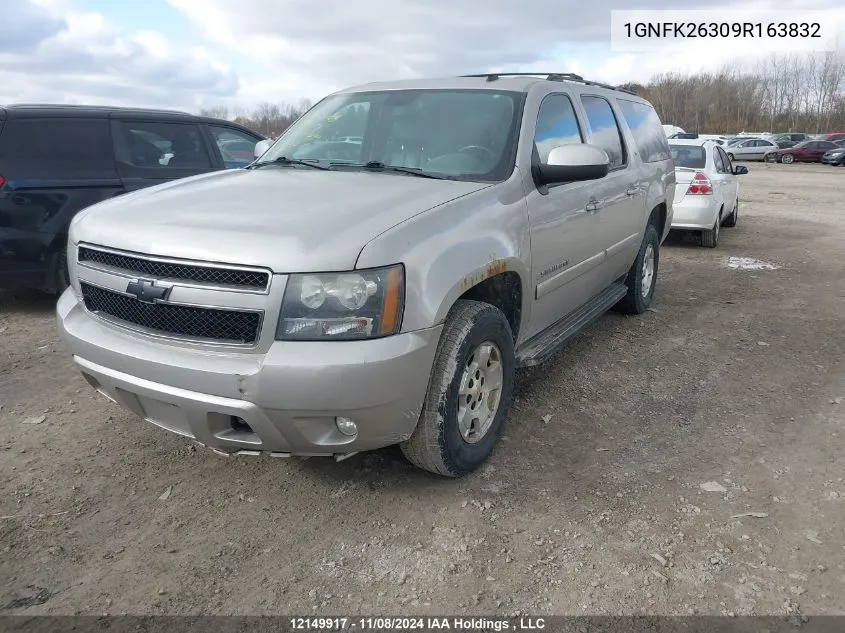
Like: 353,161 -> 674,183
459,73 -> 639,95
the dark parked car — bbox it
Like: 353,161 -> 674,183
821,141 -> 845,166
765,140 -> 841,164
0,105 -> 265,293
771,133 -> 811,149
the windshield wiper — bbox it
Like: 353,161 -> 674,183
350,161 -> 448,180
250,156 -> 332,170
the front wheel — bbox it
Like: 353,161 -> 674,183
727,153 -> 735,161
615,223 -> 660,315
781,154 -> 795,164
401,300 -> 515,477
765,153 -> 777,163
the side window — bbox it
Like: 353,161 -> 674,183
616,99 -> 671,163
209,126 -> 260,166
117,121 -> 212,169
718,147 -> 732,172
580,95 -> 625,168
532,94 -> 583,164
713,147 -> 725,173
0,118 -> 113,176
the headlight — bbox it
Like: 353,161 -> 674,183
276,264 -> 404,340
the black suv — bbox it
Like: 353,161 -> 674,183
0,105 -> 265,293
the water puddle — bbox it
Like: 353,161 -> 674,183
725,256 -> 780,270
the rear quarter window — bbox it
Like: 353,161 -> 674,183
0,118 -> 115,177
617,99 -> 672,163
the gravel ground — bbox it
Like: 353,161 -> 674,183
1,162 -> 843,617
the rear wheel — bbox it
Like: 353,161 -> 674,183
401,300 -> 515,477
615,223 -> 660,315
701,216 -> 720,248
722,200 -> 738,228
782,153 -> 795,164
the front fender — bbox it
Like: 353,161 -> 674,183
355,177 -> 531,334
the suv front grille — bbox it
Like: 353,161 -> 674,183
80,282 -> 262,344
77,246 -> 270,291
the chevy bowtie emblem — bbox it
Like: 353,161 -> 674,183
126,278 -> 171,304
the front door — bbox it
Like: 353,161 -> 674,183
523,93 -> 605,341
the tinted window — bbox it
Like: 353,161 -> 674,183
580,96 -> 625,168
717,146 -> 733,171
0,118 -> 114,177
713,146 -> 725,172
818,141 -> 837,149
209,125 -> 260,167
669,144 -> 706,168
117,121 -> 211,169
533,94 -> 582,163
617,99 -> 671,163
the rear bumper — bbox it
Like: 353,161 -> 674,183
57,289 -> 441,455
670,196 -> 719,231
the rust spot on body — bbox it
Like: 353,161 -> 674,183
461,258 -> 507,290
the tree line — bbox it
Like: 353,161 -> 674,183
621,51 -> 845,134
201,51 -> 845,138
200,100 -> 313,138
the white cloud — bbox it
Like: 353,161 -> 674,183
0,0 -> 239,110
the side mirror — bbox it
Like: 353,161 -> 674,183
253,139 -> 273,159
536,144 -> 610,186
733,165 -> 748,175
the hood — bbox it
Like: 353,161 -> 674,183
70,167 -> 490,272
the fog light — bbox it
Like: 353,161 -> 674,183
335,417 -> 358,437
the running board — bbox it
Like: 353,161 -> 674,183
515,283 -> 628,368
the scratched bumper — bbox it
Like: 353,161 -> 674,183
57,289 -> 441,455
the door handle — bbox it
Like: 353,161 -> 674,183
586,200 -> 602,213
626,186 -> 639,196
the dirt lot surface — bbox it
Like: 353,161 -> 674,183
1,163 -> 843,617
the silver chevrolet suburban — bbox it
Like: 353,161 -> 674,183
57,73 -> 675,477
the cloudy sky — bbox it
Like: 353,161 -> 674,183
2,0 -> 843,114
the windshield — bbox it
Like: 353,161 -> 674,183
255,89 -> 523,182
670,144 -> 706,168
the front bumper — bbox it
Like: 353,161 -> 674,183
670,196 -> 720,231
57,289 -> 441,456
822,155 -> 845,165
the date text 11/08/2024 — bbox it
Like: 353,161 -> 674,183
289,617 -> 547,631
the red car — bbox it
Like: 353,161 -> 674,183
821,132 -> 845,142
766,140 -> 841,164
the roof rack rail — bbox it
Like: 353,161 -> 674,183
459,73 -> 639,95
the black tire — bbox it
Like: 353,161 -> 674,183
722,200 -> 738,228
401,300 -> 515,477
54,243 -> 70,295
781,153 -> 794,164
615,223 -> 660,315
701,215 -> 720,248
727,153 -> 734,161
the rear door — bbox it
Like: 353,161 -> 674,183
0,116 -> 122,287
111,118 -> 218,192
713,145 -> 738,213
576,93 -> 643,285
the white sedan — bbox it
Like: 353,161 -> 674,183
669,139 -> 748,247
